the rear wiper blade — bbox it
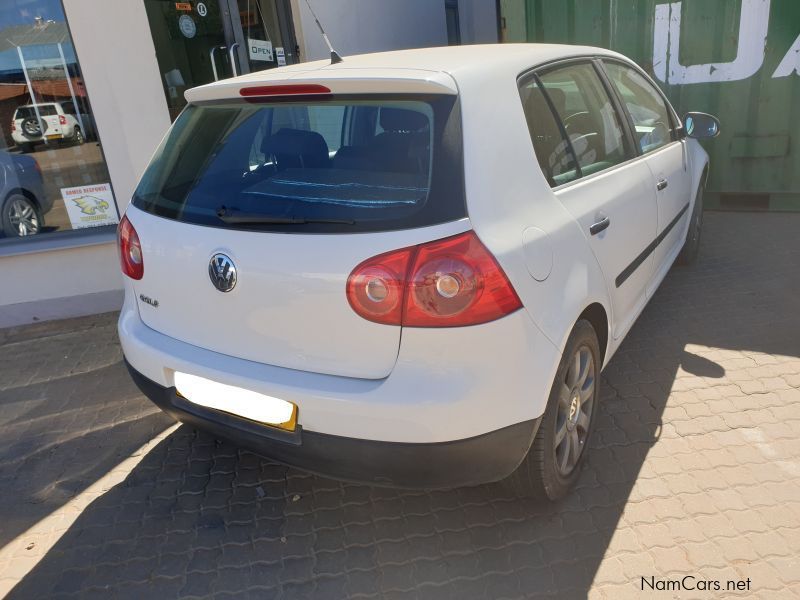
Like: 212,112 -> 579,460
216,206 -> 354,225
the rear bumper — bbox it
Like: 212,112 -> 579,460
126,359 -> 540,488
118,291 -> 559,444
12,133 -> 64,145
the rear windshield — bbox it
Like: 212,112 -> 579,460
132,95 -> 465,233
15,105 -> 57,118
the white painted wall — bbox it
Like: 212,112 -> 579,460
291,0 -> 449,62
0,243 -> 120,306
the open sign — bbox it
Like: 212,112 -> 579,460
248,38 -> 274,62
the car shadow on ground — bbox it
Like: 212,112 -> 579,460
5,213 -> 800,598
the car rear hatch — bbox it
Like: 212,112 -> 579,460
126,71 -> 466,380
15,105 -> 61,138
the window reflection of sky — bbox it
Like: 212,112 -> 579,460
0,0 -> 77,73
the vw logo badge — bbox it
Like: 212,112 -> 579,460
209,253 -> 237,293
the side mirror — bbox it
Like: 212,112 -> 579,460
684,112 -> 720,139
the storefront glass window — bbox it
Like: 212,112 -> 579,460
0,1 -> 117,240
144,0 -> 297,121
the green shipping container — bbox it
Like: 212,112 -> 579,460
499,0 -> 800,210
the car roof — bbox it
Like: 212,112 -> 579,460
187,43 -> 631,102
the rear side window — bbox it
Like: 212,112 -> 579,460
15,105 -> 57,118
603,61 -> 675,154
519,78 -> 579,186
538,63 -> 631,180
133,95 -> 465,233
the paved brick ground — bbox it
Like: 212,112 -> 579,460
0,212 -> 798,599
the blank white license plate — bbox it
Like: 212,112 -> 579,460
174,372 -> 297,431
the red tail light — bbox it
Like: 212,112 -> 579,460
10,122 -> 15,132
118,215 -> 143,280
59,115 -> 67,125
239,84 -> 332,97
346,231 -> 522,327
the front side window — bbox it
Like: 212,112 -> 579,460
604,61 -> 675,154
133,95 -> 465,233
538,62 -> 631,179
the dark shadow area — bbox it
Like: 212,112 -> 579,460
6,212 -> 800,598
0,317 -> 175,549
678,351 -> 726,378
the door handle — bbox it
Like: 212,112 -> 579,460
229,43 -> 240,77
589,216 -> 610,235
210,46 -> 225,81
656,179 -> 668,191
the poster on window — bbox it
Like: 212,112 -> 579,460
61,183 -> 119,229
248,38 -> 273,62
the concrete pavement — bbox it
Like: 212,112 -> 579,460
0,212 -> 798,598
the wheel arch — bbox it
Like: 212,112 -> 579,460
577,302 -> 609,366
4,187 -> 41,210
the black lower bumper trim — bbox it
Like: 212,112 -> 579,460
125,360 -> 540,489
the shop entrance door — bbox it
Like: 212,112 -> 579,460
144,0 -> 297,120
228,0 -> 298,77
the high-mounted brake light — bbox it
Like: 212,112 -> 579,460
239,84 -> 332,98
346,231 -> 522,327
118,215 -> 143,280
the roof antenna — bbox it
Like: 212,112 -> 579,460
303,0 -> 343,64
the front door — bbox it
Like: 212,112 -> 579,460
601,60 -> 691,292
144,0 -> 298,120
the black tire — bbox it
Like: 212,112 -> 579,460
2,194 -> 42,237
503,320 -> 601,501
72,126 -> 84,145
677,184 -> 704,265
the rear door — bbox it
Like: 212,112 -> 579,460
128,91 -> 465,379
523,61 -> 658,340
602,60 -> 691,289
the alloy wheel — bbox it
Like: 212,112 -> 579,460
8,198 -> 40,236
554,345 -> 595,476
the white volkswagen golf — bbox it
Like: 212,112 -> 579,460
119,45 -> 718,500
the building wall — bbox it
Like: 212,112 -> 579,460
291,0 -> 498,62
457,0 -> 499,44
291,0 -> 449,62
2,241 -> 116,306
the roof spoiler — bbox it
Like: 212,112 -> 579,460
185,71 -> 458,103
